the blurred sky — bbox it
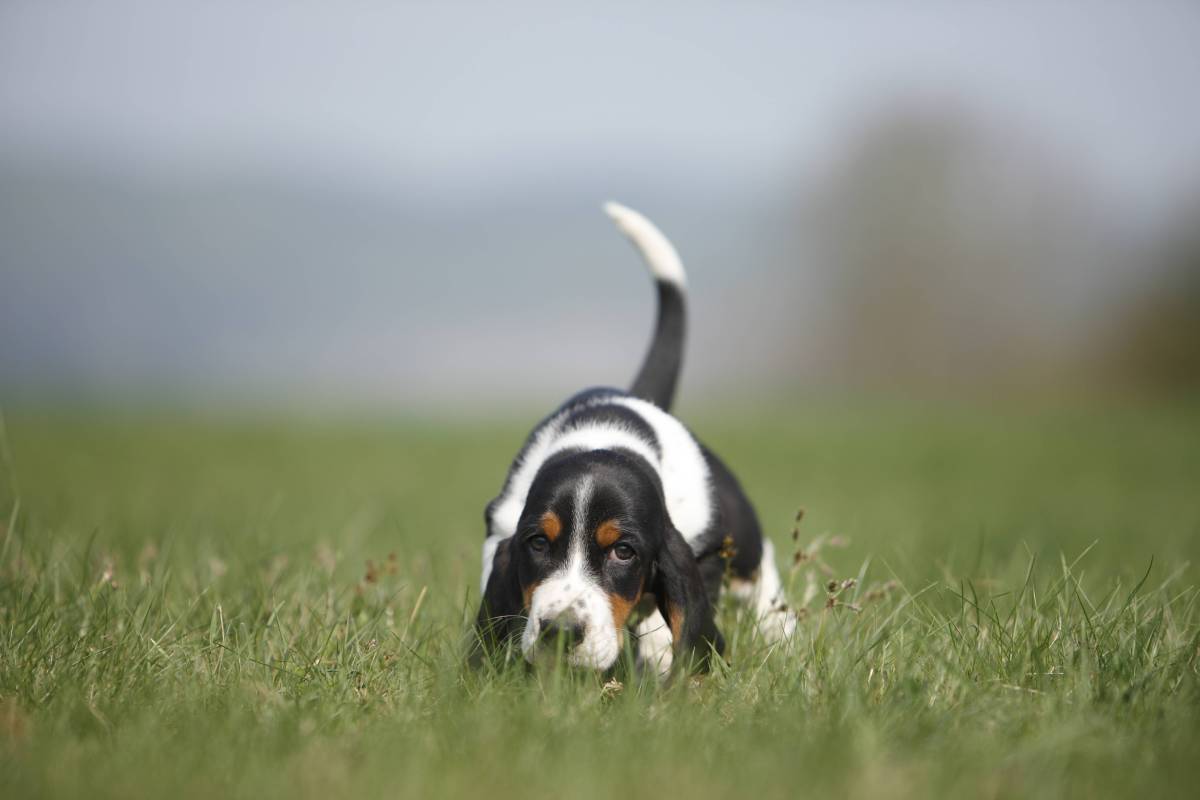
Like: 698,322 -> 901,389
2,1 -> 1199,412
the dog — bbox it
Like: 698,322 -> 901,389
473,203 -> 795,673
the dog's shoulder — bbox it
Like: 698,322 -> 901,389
485,387 -> 715,550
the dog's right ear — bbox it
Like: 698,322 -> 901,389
651,525 -> 724,670
469,537 -> 523,666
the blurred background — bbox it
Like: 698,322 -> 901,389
2,0 -> 1199,415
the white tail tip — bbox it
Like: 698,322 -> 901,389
603,201 -> 687,288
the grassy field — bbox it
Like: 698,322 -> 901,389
2,400 -> 1199,799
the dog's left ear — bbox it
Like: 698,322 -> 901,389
651,525 -> 724,669
469,537 -> 523,666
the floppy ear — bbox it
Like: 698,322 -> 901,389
469,537 -> 523,666
651,525 -> 724,669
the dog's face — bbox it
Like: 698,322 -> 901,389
475,448 -> 723,672
511,450 -> 662,669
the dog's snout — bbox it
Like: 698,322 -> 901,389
539,618 -> 586,647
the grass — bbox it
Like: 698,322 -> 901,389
1,400 -> 1199,799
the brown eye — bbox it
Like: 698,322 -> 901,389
528,534 -> 550,553
610,543 -> 636,562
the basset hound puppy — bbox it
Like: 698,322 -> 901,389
473,203 -> 795,674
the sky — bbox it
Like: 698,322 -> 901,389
2,1 -> 1199,410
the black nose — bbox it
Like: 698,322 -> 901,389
539,619 -> 585,646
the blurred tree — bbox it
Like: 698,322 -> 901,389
806,103 -> 1111,391
1105,202 -> 1200,392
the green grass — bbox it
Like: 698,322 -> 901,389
2,401 -> 1199,799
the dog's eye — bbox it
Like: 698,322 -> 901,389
527,534 -> 550,553
610,543 -> 636,562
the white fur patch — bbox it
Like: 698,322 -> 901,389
479,534 -> 503,595
546,424 -> 660,472
635,609 -> 674,676
607,396 -> 713,549
487,411 -> 573,551
603,201 -> 687,288
728,539 -> 797,642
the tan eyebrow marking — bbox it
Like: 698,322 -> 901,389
595,519 -> 621,549
539,511 -> 562,541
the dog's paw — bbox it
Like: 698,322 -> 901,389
757,605 -> 798,643
634,611 -> 675,677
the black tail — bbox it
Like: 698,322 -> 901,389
603,202 -> 689,412
631,281 -> 685,411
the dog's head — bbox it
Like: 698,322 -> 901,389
475,448 -> 720,671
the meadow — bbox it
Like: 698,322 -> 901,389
2,399 -> 1199,798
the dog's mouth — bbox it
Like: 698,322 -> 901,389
521,571 -> 623,670
520,619 -> 622,671
522,634 -> 622,671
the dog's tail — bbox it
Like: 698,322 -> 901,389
603,202 -> 687,412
